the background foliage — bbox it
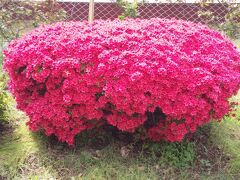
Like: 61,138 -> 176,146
0,69 -> 9,122
198,2 -> 240,39
0,0 -> 66,42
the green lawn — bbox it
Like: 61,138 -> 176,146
0,92 -> 239,179
0,42 -> 239,180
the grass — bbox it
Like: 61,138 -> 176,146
0,119 -> 195,179
0,41 -> 239,180
210,92 -> 240,174
0,92 -> 239,179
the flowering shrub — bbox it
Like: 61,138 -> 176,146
3,18 -> 240,145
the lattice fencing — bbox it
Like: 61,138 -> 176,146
58,0 -> 239,24
0,0 -> 239,52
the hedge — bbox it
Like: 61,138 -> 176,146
4,18 -> 240,145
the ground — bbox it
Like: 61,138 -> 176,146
0,41 -> 239,180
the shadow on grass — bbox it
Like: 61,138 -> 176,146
0,119 -> 193,179
0,119 -> 238,180
0,91 -> 239,179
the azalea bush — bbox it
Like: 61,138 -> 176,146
3,18 -> 240,145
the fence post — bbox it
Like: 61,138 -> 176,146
88,0 -> 95,23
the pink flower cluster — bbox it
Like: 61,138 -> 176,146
3,18 -> 240,145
